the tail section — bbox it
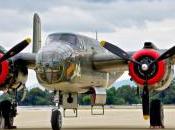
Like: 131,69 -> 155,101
33,13 -> 41,53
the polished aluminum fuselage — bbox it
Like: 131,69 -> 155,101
35,33 -> 124,93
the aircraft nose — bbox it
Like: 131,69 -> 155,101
42,51 -> 62,67
36,47 -> 63,68
36,50 -> 65,83
36,44 -> 73,68
36,45 -> 74,83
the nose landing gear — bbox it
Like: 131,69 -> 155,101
51,109 -> 62,130
51,91 -> 62,130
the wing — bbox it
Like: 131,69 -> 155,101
92,52 -> 134,73
12,53 -> 36,69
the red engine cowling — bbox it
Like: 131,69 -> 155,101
128,49 -> 166,86
0,53 -> 9,85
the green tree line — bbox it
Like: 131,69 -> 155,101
79,78 -> 175,105
1,78 -> 175,105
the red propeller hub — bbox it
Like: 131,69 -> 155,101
0,53 -> 9,85
129,49 -> 166,86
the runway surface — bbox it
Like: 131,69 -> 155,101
13,106 -> 175,130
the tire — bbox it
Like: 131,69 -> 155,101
51,109 -> 62,130
150,99 -> 164,128
0,116 -> 13,129
0,116 -> 5,128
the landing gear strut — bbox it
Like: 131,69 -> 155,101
51,91 -> 62,130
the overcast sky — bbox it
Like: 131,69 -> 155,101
0,0 -> 175,88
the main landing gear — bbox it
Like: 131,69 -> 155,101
51,91 -> 62,130
150,99 -> 164,128
0,89 -> 17,129
142,87 -> 164,128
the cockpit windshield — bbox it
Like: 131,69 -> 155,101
46,33 -> 77,45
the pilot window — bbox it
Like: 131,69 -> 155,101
46,34 -> 77,46
59,34 -> 77,45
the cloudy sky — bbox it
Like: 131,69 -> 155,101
0,0 -> 175,88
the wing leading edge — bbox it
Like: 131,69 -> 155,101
92,53 -> 131,73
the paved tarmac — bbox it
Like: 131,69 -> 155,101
13,106 -> 175,130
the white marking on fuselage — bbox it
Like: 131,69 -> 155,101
71,63 -> 81,80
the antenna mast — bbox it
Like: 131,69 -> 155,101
95,31 -> 98,40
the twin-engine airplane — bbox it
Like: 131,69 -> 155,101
0,13 -> 175,129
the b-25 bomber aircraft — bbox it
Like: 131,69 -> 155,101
0,13 -> 175,129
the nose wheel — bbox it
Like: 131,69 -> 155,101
51,109 -> 62,130
51,91 -> 62,130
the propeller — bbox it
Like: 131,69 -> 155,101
150,46 -> 175,66
0,38 -> 31,63
100,40 -> 175,119
100,41 -> 141,65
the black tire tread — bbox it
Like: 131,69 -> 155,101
150,99 -> 164,127
51,109 -> 61,130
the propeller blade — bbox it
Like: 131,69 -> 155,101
156,46 -> 175,62
142,75 -> 150,120
100,40 -> 130,60
142,84 -> 149,120
149,46 -> 175,67
100,41 -> 141,65
0,38 -> 31,63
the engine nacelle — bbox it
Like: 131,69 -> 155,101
11,70 -> 28,89
11,59 -> 28,89
154,61 -> 174,91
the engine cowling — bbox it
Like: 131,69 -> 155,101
0,53 -> 9,85
129,49 -> 167,88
